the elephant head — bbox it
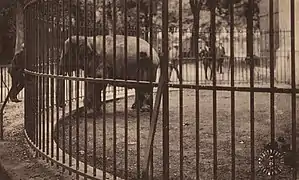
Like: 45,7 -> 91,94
56,36 -> 94,108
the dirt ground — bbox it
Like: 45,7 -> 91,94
57,89 -> 299,180
0,102 -> 78,180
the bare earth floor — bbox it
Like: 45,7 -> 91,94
0,102 -> 77,180
57,90 -> 299,180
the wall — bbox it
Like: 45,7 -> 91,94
259,0 -> 299,84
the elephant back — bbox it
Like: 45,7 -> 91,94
93,35 -> 160,67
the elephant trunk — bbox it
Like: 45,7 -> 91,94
56,49 -> 68,108
56,36 -> 81,108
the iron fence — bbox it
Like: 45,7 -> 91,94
23,0 -> 298,180
0,65 -> 24,102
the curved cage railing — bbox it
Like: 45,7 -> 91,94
23,0 -> 298,179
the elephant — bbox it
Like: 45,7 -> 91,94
56,35 -> 171,113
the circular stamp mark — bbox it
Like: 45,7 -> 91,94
258,148 -> 285,176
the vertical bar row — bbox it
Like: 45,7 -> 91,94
62,0 -> 66,170
50,0 -> 55,164
112,0 -> 117,178
162,0 -> 169,179
135,0 -> 141,179
56,0 -> 61,166
45,0 -> 50,159
102,0 -> 107,178
83,0 -> 88,177
38,0 -> 43,156
194,1 -> 200,179
92,0 -> 97,176
75,0 -> 80,177
148,0 -> 154,178
229,1 -> 236,179
248,0 -> 255,179
269,0 -> 276,152
124,0 -> 129,179
290,0 -> 297,179
34,2 -> 39,152
178,0 -> 184,179
68,0 -> 73,173
41,0 -> 46,157
209,0 -> 217,179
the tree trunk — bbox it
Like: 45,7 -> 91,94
191,23 -> 200,57
189,0 -> 201,57
14,1 -> 24,55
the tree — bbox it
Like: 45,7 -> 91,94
216,0 -> 260,56
15,0 -> 24,55
6,0 -> 261,64
0,0 -> 16,64
187,0 -> 260,56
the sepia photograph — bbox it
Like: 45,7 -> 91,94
0,0 -> 298,179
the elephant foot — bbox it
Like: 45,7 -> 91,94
131,102 -> 137,109
84,98 -> 92,109
57,97 -> 66,108
58,102 -> 66,108
10,97 -> 22,103
85,108 -> 102,118
132,103 -> 151,112
131,102 -> 143,110
140,104 -> 151,112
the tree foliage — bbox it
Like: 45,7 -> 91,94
0,0 -> 17,64
0,0 -> 262,64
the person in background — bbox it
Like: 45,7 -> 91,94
8,43 -> 25,102
157,44 -> 182,82
168,43 -> 182,82
216,41 -> 225,74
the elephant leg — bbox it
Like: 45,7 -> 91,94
85,64 -> 108,115
131,90 -> 142,110
139,90 -> 152,112
132,74 -> 152,112
84,81 -> 94,110
9,83 -> 21,102
142,90 -> 153,112
94,83 -> 105,113
132,88 -> 146,110
131,91 -> 138,109
15,74 -> 25,96
9,71 -> 23,102
84,81 -> 105,115
139,72 -> 153,112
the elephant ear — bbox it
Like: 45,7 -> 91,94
85,40 -> 100,76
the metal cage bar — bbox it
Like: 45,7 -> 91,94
19,0 -> 298,180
